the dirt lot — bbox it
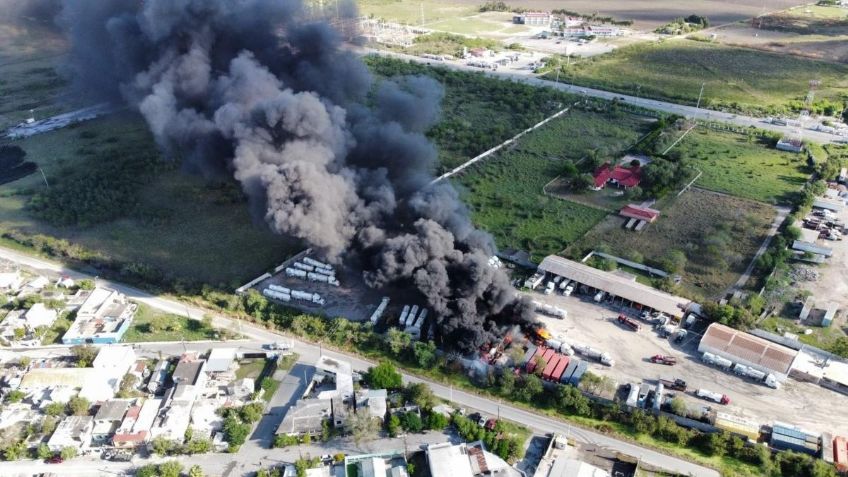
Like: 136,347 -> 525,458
704,22 -> 848,63
417,0 -> 806,30
527,288 -> 848,437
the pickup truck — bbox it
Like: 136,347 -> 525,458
651,355 -> 677,365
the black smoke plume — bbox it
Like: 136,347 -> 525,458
26,0 -> 537,352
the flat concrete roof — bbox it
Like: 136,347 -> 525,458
538,255 -> 691,317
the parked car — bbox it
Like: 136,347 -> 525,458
45,455 -> 64,464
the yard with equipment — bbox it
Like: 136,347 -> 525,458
454,105 -> 655,262
560,40 -> 848,116
570,187 -> 776,299
670,128 -> 810,204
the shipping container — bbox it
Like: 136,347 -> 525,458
820,432 -> 833,464
541,349 -> 556,366
542,355 -> 561,380
551,357 -> 569,382
522,344 -> 538,366
560,359 -> 579,384
568,360 -> 589,385
771,433 -> 818,456
715,413 -> 760,442
834,436 -> 848,471
526,346 -> 547,373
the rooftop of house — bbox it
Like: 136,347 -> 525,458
593,162 -> 642,188
95,399 -> 131,422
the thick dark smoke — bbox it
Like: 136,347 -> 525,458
23,0 -> 536,352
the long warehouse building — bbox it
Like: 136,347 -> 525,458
538,255 -> 692,318
698,323 -> 798,380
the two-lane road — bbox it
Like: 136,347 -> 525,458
0,246 -> 719,477
362,48 -> 841,146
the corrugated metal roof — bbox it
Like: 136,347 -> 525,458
538,256 -> 691,317
699,323 -> 797,375
792,240 -> 833,257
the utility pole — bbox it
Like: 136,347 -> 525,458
696,82 -> 706,109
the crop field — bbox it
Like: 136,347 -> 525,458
570,188 -> 776,299
562,40 -> 848,115
454,107 -> 654,262
672,128 -> 809,204
0,112 -> 297,287
702,22 -> 848,63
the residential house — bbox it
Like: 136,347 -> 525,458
112,398 -> 161,449
356,389 -> 388,419
205,348 -> 236,374
276,399 -> 332,437
227,378 -> 255,400
62,288 -> 136,344
592,162 -> 641,190
47,416 -> 94,452
92,399 -> 131,444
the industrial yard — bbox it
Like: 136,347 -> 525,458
526,286 -> 848,437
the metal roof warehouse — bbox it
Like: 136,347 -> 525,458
538,256 -> 691,318
699,323 -> 798,378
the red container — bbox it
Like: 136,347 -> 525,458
551,356 -> 569,381
525,346 -> 547,373
834,436 -> 848,472
542,355 -> 561,380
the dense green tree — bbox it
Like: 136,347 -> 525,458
68,396 -> 91,416
365,361 -> 402,390
70,345 -> 97,367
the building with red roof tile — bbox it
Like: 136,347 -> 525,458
619,204 -> 660,223
592,163 -> 642,189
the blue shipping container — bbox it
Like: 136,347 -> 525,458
560,359 -> 579,384
568,361 -> 589,385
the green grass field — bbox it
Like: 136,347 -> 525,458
0,24 -> 70,130
122,303 -> 225,342
571,188 -> 775,299
0,112 -> 298,287
358,0 -> 477,25
561,39 -> 848,116
455,107 -> 653,262
673,128 -> 809,204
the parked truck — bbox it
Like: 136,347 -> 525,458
617,314 -> 641,332
695,388 -> 730,405
733,363 -> 780,389
702,352 -> 733,370
650,355 -> 677,366
659,378 -> 687,391
572,343 -> 615,367
545,281 -> 556,295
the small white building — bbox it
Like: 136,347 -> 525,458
48,416 -> 94,452
0,270 -> 22,292
24,303 -> 58,329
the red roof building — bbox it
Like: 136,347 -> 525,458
592,163 -> 642,189
620,204 -> 661,223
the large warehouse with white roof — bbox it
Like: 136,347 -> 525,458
537,255 -> 692,318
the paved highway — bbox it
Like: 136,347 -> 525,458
362,48 -> 841,146
0,247 -> 719,477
